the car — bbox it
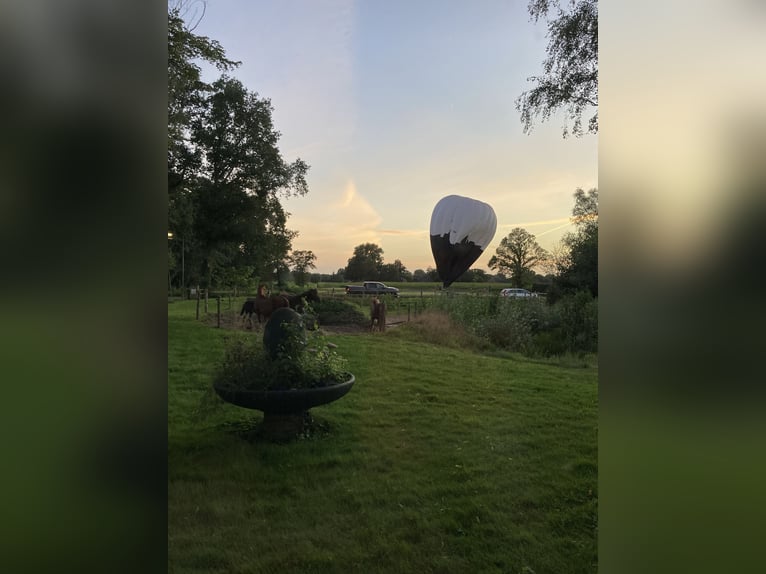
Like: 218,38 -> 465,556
500,288 -> 536,298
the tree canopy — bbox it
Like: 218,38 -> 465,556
290,250 -> 317,286
553,187 -> 598,298
345,243 -> 385,281
488,228 -> 549,288
516,0 -> 598,137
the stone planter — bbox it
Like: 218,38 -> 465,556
213,374 -> 355,439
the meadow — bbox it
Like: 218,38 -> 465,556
168,299 -> 597,573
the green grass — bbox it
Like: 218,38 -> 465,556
169,300 -> 597,573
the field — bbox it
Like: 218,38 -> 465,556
168,299 -> 597,573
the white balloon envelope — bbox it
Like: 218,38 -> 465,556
429,195 -> 497,287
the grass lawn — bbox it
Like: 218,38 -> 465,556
168,300 -> 597,573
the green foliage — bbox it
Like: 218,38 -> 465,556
558,290 -> 598,353
517,0 -> 598,137
263,308 -> 306,358
167,8 -> 239,155
553,188 -> 598,299
213,325 -> 350,392
311,299 -> 368,326
424,290 -> 596,357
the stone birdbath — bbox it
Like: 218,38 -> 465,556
212,307 -> 355,439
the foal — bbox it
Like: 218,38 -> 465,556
370,297 -> 387,332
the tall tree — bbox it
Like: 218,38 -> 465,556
187,77 -> 308,287
290,250 -> 317,286
488,228 -> 549,287
345,243 -> 384,281
516,0 -> 598,137
168,7 -> 239,290
554,187 -> 598,298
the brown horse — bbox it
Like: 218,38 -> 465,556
370,297 -> 387,332
240,285 -> 289,327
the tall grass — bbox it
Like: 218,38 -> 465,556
416,291 -> 597,358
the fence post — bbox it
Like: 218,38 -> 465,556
196,286 -> 200,320
217,296 -> 221,328
204,289 -> 209,313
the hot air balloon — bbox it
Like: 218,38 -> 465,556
429,195 -> 497,288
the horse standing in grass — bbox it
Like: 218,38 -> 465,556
370,297 -> 386,332
240,285 -> 289,327
281,288 -> 321,312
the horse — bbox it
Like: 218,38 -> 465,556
240,284 -> 289,327
370,297 -> 386,332
280,288 -> 320,312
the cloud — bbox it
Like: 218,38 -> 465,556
285,179 -> 386,271
379,229 -> 428,237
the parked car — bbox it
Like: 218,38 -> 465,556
500,288 -> 536,298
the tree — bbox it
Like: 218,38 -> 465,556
488,228 -> 549,288
516,0 -> 598,137
168,7 -> 239,290
425,267 -> 440,282
290,250 -> 317,286
412,269 -> 428,282
380,259 -> 408,282
345,243 -> 384,281
553,187 -> 598,298
168,8 -> 238,186
182,76 -> 308,287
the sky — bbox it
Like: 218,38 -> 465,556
183,0 -> 598,274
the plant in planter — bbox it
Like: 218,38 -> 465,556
212,307 -> 355,439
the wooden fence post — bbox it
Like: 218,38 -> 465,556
196,286 -> 200,320
204,289 -> 209,313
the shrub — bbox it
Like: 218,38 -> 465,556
311,299 -> 368,326
558,291 -> 598,354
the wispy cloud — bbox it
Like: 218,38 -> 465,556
498,217 -> 571,229
379,229 -> 429,237
286,179 -> 386,271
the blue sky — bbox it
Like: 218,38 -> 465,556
186,0 -> 597,273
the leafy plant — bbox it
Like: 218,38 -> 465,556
213,319 -> 350,392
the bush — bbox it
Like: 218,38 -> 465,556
409,291 -> 597,357
311,299 -> 368,326
558,291 -> 598,354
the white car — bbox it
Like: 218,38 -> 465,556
500,288 -> 536,298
